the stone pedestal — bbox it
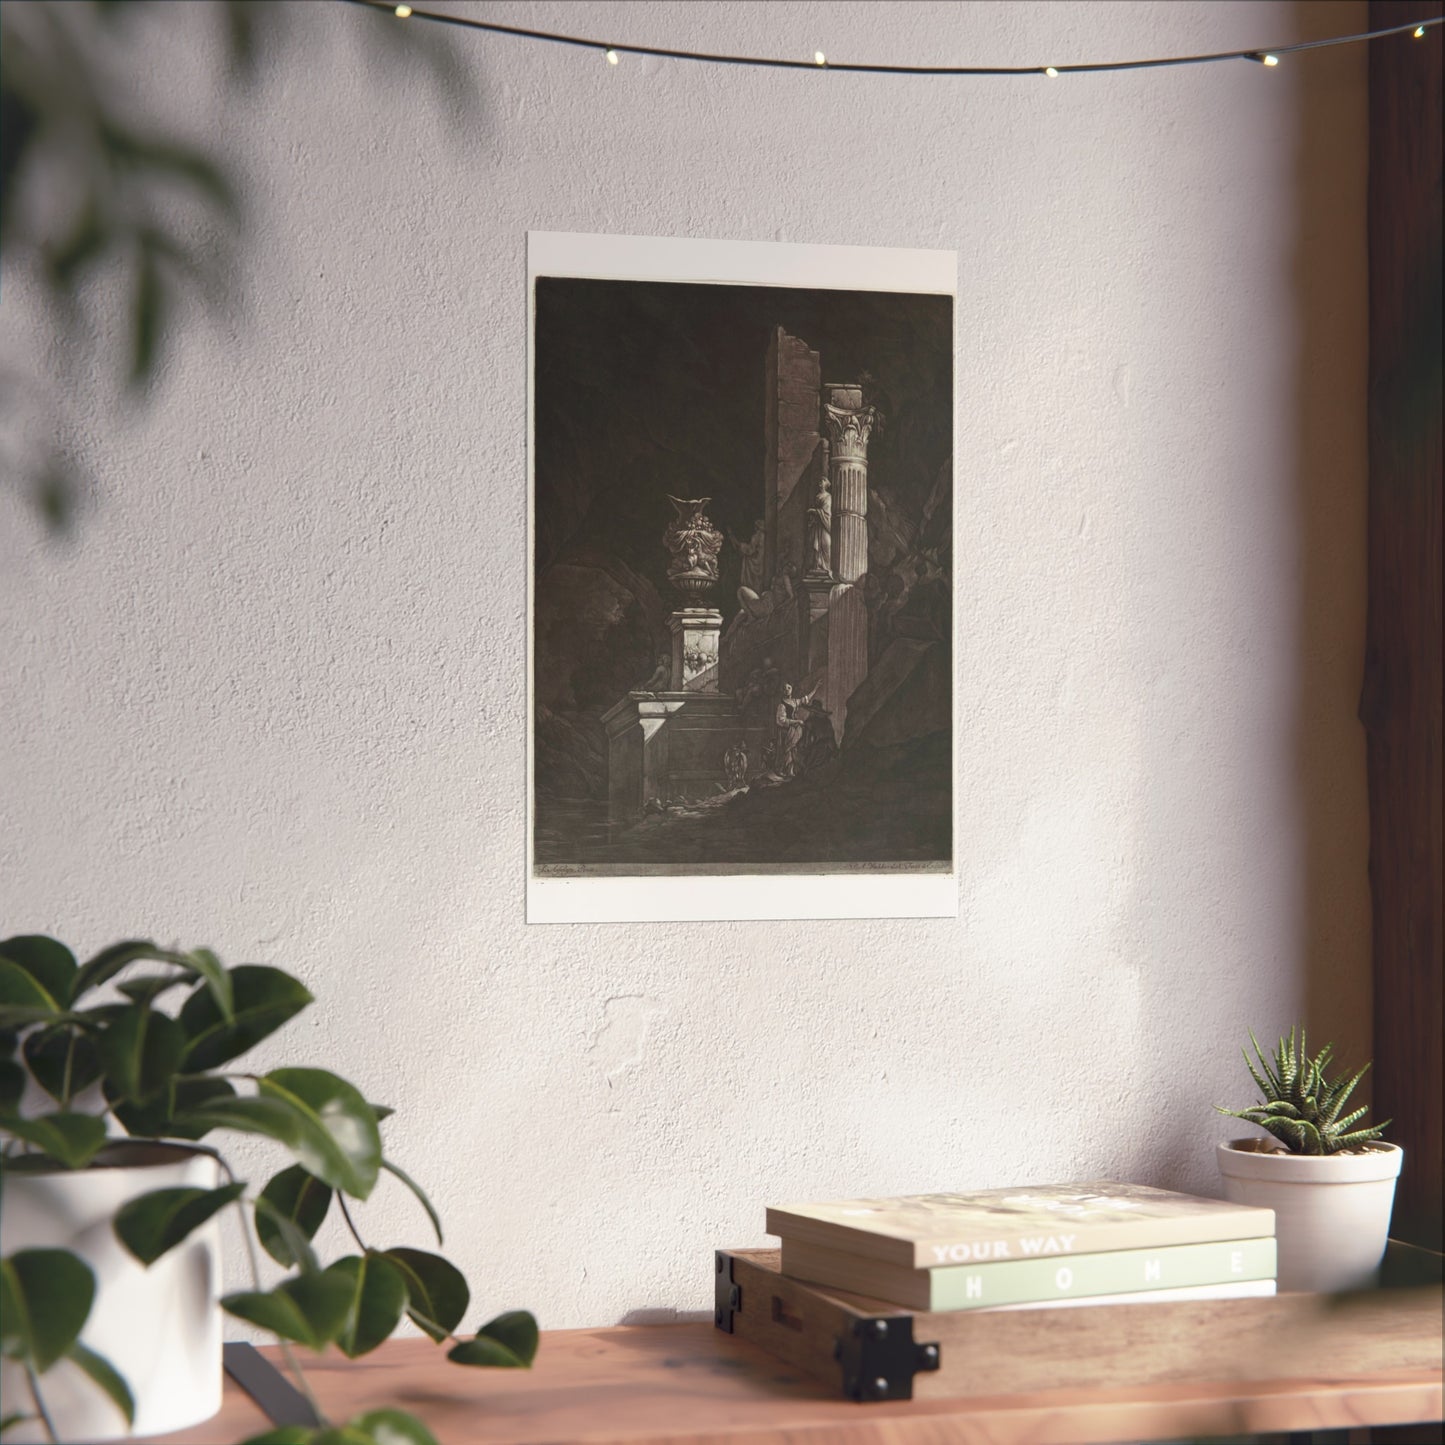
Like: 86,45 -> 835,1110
800,577 -> 833,681
602,691 -> 758,820
669,608 -> 723,692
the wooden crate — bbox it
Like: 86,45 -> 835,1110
715,1242 -> 1445,1404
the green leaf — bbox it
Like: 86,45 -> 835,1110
370,1103 -> 394,1122
238,1431 -> 314,1445
0,1060 -> 25,1114
113,1075 -> 239,1142
447,1310 -> 538,1369
258,1070 -> 381,1201
182,948 -> 233,1023
327,1253 -> 407,1359
98,1006 -> 187,1103
351,1409 -> 441,1445
71,941 -> 174,1000
222,1272 -> 353,1351
129,238 -> 164,388
180,966 -> 313,1071
116,975 -> 191,1008
0,1248 -> 95,1371
113,1182 -> 245,1265
23,1027 -> 102,1103
0,1261 -> 22,1359
178,1081 -> 379,1200
104,1076 -> 172,1140
0,1112 -> 108,1168
380,1158 -> 442,1246
0,938 -> 76,1008
101,125 -> 240,218
44,199 -> 107,289
310,1430 -> 374,1445
252,1196 -> 321,1276
256,1165 -> 332,1268
0,960 -> 60,1027
382,1248 -> 468,1342
67,1341 -> 135,1426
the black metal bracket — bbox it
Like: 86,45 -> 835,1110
222,1341 -> 320,1427
833,1313 -> 941,1402
714,1250 -> 742,1333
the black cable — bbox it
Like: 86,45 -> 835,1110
337,1 -> 1441,78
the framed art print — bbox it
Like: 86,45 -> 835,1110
528,232 -> 957,923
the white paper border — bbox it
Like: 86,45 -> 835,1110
527,231 -> 958,924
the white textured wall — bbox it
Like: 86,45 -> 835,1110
0,1 -> 1370,1330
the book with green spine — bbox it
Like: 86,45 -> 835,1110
766,1180 -> 1274,1269
779,1234 -> 1278,1311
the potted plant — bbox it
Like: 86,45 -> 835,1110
0,934 -> 537,1444
1215,1025 -> 1402,1293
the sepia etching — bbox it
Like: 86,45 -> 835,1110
532,278 -> 953,876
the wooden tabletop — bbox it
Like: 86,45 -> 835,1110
150,1321 -> 1444,1445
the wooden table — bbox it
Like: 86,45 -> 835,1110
151,1320 -> 1444,1445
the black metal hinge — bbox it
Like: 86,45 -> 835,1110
714,1250 -> 742,1332
833,1313 -> 941,1401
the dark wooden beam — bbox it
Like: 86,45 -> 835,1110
1364,0 -> 1443,1264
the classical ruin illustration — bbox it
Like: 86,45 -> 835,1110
532,278 -> 952,874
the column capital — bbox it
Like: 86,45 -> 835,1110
822,401 -> 878,463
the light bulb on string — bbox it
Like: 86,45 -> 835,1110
339,3 -> 1441,80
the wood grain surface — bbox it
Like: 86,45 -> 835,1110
145,1308 -> 1442,1444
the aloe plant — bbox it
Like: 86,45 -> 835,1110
0,935 -> 536,1445
1217,1025 -> 1391,1156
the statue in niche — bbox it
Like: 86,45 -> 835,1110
805,476 -> 833,578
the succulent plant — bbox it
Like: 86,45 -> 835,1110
1217,1025 -> 1391,1156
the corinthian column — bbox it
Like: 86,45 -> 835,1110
821,384 -> 877,741
822,385 -> 877,585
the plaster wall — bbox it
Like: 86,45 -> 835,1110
0,1 -> 1371,1329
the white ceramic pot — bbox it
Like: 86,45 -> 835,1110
0,1141 -> 224,1442
1216,1137 -> 1403,1293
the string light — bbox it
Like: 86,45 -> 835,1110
340,2 -> 1443,78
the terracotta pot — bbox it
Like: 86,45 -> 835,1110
0,1141 -> 224,1441
1216,1137 -> 1403,1293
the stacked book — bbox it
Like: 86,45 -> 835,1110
766,1181 -> 1277,1312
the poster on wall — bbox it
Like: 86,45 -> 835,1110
527,232 -> 957,923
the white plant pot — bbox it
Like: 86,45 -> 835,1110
1216,1137 -> 1403,1293
0,1141 -> 224,1442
